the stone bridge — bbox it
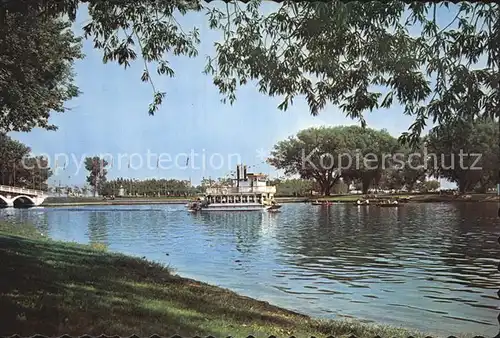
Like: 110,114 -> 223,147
0,185 -> 47,208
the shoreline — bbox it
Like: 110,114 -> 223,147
0,222 -> 438,338
39,194 -> 499,207
316,193 -> 499,204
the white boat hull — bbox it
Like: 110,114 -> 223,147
188,202 -> 272,212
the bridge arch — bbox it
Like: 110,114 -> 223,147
0,195 -> 9,207
12,195 -> 36,208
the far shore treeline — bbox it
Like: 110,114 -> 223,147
1,118 -> 497,197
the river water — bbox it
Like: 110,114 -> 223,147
1,202 -> 499,336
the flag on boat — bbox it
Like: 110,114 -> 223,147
186,157 -> 189,166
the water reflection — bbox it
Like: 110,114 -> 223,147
0,207 -> 49,234
87,211 -> 108,245
189,211 -> 279,255
274,203 -> 500,334
0,203 -> 498,336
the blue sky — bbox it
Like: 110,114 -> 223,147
10,3 -> 458,188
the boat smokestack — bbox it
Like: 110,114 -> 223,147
236,165 -> 240,182
243,165 -> 247,181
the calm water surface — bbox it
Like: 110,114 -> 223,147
2,203 -> 499,336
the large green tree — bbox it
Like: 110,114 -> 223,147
426,118 -> 499,193
378,141 -> 428,192
1,0 -> 202,122
338,126 -> 400,194
206,1 -> 499,145
0,5 -> 83,132
4,1 -> 497,137
0,133 -> 52,190
0,0 -> 500,139
17,156 -> 53,191
84,156 -> 108,196
0,0 -> 200,131
268,126 -> 399,195
274,178 -> 313,196
268,126 -> 344,196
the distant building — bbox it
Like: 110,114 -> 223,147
118,185 -> 125,197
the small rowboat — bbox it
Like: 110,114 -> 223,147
312,201 -> 332,206
376,202 -> 401,207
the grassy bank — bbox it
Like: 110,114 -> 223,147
0,223 -> 444,338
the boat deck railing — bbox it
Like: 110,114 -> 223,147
205,186 -> 276,195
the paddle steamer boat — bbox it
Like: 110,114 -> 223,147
187,165 -> 281,212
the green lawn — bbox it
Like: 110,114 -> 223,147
0,222 -> 461,337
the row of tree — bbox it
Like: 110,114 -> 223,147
98,177 -> 239,197
1,116 -> 496,197
49,185 -> 91,196
0,139 -> 109,195
0,135 -> 243,197
0,133 -> 52,190
0,138 -> 193,197
99,178 -> 195,197
267,119 -> 498,195
267,176 -> 441,197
